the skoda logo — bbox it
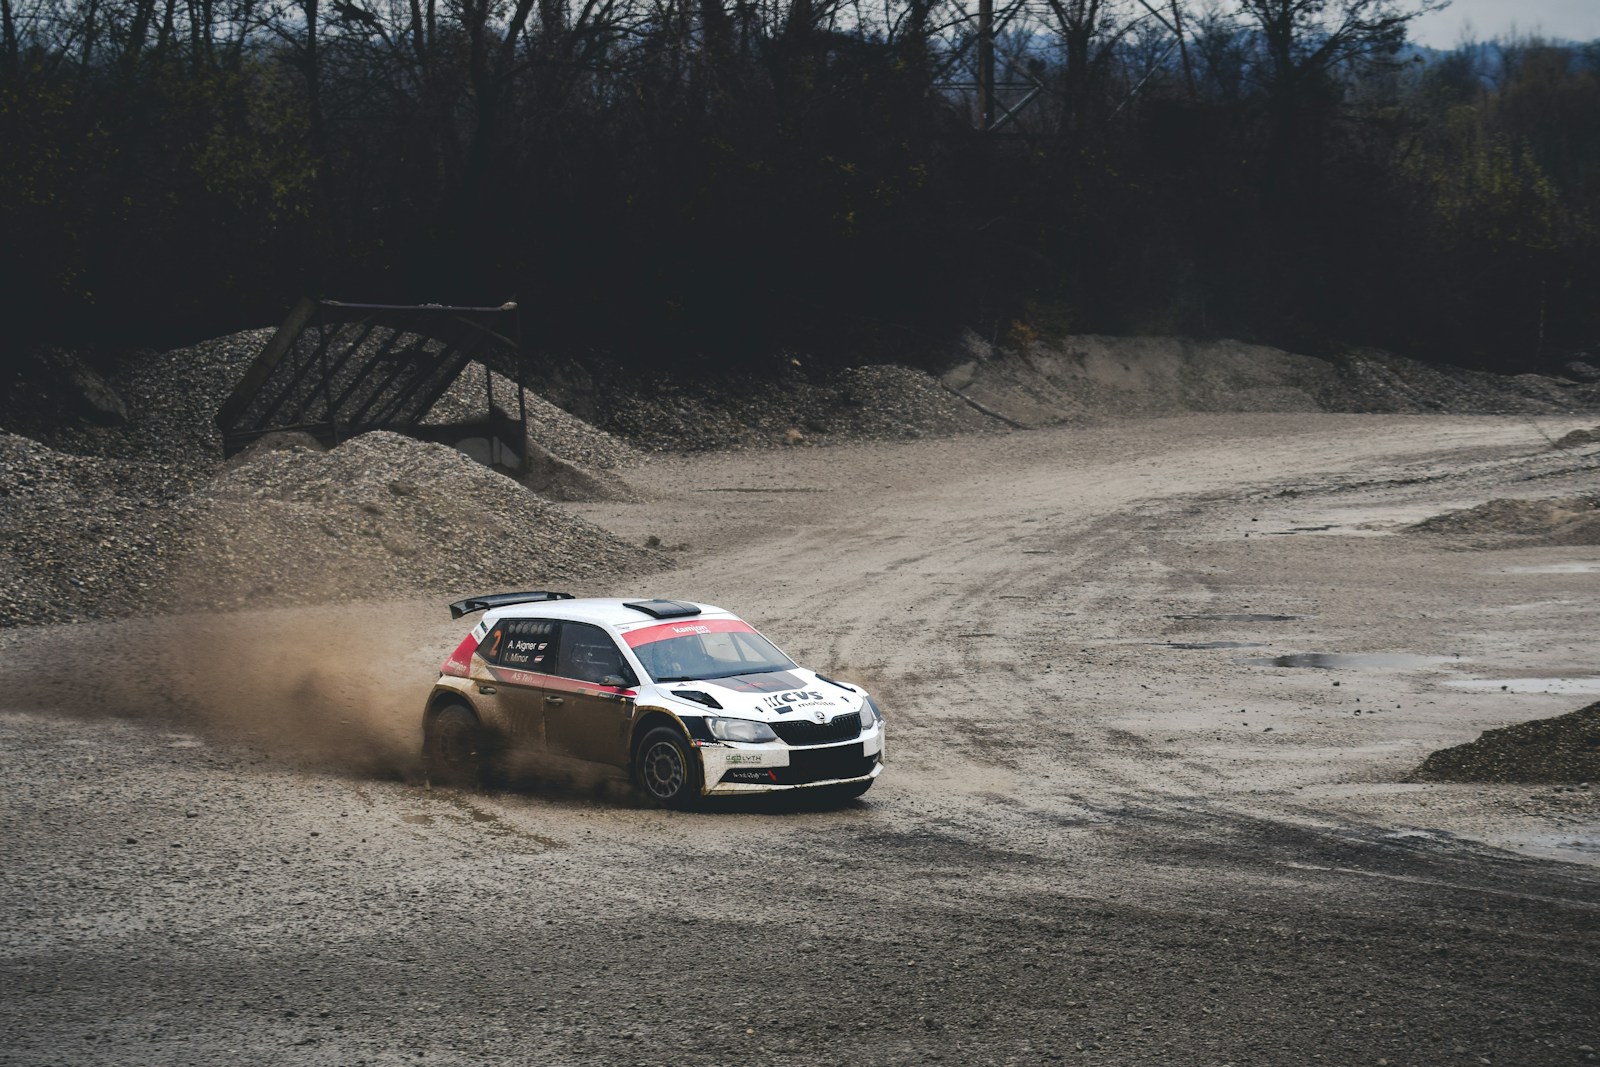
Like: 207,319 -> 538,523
813,709 -> 827,723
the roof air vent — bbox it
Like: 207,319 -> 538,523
623,599 -> 703,619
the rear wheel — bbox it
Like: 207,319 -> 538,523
425,704 -> 486,787
634,726 -> 703,810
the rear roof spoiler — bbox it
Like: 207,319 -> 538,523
449,591 -> 574,619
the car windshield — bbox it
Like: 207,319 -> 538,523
634,628 -> 797,683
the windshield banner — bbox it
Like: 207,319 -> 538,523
621,618 -> 756,648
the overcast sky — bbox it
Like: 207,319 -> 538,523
1407,0 -> 1600,47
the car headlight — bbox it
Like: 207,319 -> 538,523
860,696 -> 882,728
708,717 -> 778,743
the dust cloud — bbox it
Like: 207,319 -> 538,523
0,597 -> 453,779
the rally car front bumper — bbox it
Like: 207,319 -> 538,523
697,725 -> 885,794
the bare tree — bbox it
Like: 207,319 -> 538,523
1040,0 -> 1134,135
1236,0 -> 1443,96
3,0 -> 19,74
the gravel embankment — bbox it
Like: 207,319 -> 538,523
944,334 -> 1600,424
594,364 -> 1000,452
7,325 -> 1600,628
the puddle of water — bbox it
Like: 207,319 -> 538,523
1446,677 -> 1600,695
1502,563 -> 1600,574
1167,613 -> 1306,622
1154,641 -> 1270,650
1240,653 -> 1450,671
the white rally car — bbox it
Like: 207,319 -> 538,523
422,593 -> 884,807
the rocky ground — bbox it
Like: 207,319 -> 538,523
3,334 -> 1600,1065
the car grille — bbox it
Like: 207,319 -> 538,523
720,743 -> 879,786
771,712 -> 861,747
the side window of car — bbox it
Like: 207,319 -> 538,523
487,619 -> 557,671
556,622 -> 635,687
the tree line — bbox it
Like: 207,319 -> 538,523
1,0 -> 1596,374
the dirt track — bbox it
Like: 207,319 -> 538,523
4,413 -> 1600,1065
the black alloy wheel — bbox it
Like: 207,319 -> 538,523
634,726 -> 702,810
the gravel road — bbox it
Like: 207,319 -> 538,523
4,413 -> 1600,1066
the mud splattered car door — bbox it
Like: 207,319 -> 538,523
478,618 -> 558,749
543,621 -> 637,769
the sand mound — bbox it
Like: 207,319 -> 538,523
1409,496 -> 1600,543
943,334 -> 1600,425
1411,702 -> 1600,783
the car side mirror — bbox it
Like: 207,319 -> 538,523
601,674 -> 628,688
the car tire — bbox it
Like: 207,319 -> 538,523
425,704 -> 486,787
634,726 -> 702,810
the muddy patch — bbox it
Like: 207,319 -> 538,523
1154,641 -> 1269,650
1241,653 -> 1451,671
1166,613 -> 1306,622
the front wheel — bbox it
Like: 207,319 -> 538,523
425,704 -> 486,787
634,727 -> 703,810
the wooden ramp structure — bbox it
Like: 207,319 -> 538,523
216,298 -> 531,474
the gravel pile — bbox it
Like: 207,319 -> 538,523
1553,426 -> 1600,449
1329,349 -> 1600,414
1409,495 -> 1600,544
424,363 -> 642,470
0,434 -> 181,627
0,330 -> 273,480
1411,702 -> 1600,783
594,364 -> 998,452
146,432 -> 660,614
0,432 -> 660,627
3,332 -> 644,476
